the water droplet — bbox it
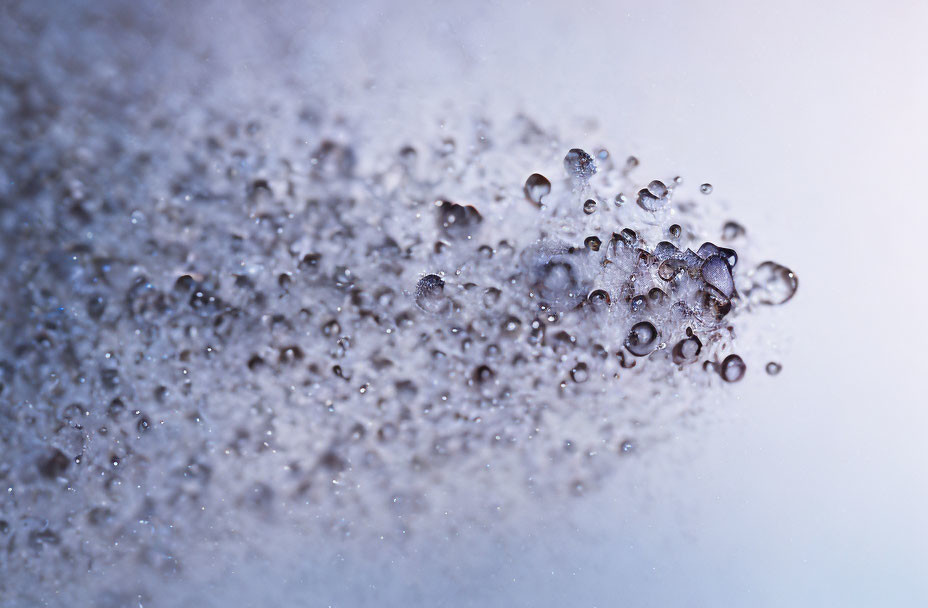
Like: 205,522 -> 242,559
563,148 -> 596,182
624,321 -> 659,357
700,183 -> 713,194
436,200 -> 482,240
523,173 -> 551,206
672,336 -> 703,364
722,221 -> 746,240
587,289 -> 611,309
584,236 -> 601,251
614,193 -> 627,207
583,199 -> 597,214
570,362 -> 589,383
669,224 -> 682,239
701,255 -> 735,299
766,361 -> 782,375
637,180 -> 669,212
619,440 -> 635,454
415,274 -> 448,314
749,262 -> 798,305
719,354 -> 746,382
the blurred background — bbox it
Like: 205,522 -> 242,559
3,0 -> 927,606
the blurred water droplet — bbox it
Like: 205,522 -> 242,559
749,261 -> 798,305
700,183 -> 713,194
766,361 -> 782,375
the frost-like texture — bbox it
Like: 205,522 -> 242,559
0,3 -> 797,605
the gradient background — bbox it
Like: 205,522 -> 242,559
5,1 -> 928,606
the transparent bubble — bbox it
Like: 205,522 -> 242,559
719,354 -> 746,382
624,321 -> 659,357
722,221 -> 746,240
415,274 -> 448,314
563,148 -> 596,182
749,261 -> 798,305
523,173 -> 551,206
637,180 -> 669,212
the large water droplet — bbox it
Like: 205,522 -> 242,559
523,173 -> 551,206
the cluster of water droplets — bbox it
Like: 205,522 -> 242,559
0,78 -> 798,603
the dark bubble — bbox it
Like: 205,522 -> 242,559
587,289 -> 611,309
87,294 -> 106,319
37,449 -> 70,479
672,336 -> 702,364
570,362 -> 589,383
584,236 -> 601,252
719,354 -> 746,382
415,274 -> 447,314
523,173 -> 551,206
624,321 -> 659,357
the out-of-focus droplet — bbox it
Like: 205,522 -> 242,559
700,183 -> 713,194
749,261 -> 798,305
766,361 -> 782,375
570,362 -> 589,383
722,221 -> 746,240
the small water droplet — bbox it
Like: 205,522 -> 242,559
570,362 -> 589,383
415,274 -> 448,314
637,180 -> 669,212
583,199 -> 597,215
563,148 -> 596,182
719,354 -> 746,382
722,221 -> 746,240
700,183 -> 713,194
766,361 -> 782,375
624,321 -> 659,357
